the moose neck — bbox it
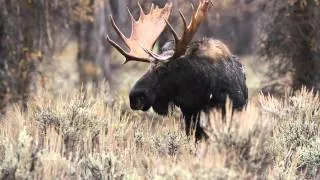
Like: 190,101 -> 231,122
168,56 -> 220,113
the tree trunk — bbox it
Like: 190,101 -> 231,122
76,0 -> 113,88
0,1 -> 39,111
290,1 -> 320,90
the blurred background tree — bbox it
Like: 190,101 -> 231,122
259,0 -> 320,92
0,0 -> 43,110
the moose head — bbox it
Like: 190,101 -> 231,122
107,0 -> 248,141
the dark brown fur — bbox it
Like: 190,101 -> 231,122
129,38 -> 248,141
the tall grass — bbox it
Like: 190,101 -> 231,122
0,86 -> 319,179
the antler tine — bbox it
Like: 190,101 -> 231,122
164,19 -> 180,44
179,10 -> 188,34
141,0 -> 212,61
109,16 -> 127,45
128,8 -> 136,22
150,3 -> 154,12
107,2 -> 173,64
191,3 -> 195,15
106,35 -> 151,64
138,2 -> 145,18
141,46 -> 170,62
172,0 -> 211,58
108,16 -> 150,64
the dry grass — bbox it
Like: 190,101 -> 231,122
0,84 -> 319,179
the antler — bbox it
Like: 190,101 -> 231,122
106,3 -> 173,64
144,0 -> 213,61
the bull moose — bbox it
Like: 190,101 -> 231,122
106,0 -> 248,141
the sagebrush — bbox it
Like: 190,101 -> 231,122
0,86 -> 319,179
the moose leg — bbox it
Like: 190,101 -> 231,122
193,114 -> 209,142
183,111 -> 208,142
183,113 -> 193,137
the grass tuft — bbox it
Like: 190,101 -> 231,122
0,86 -> 319,179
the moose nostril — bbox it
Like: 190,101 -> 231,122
130,97 -> 141,110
